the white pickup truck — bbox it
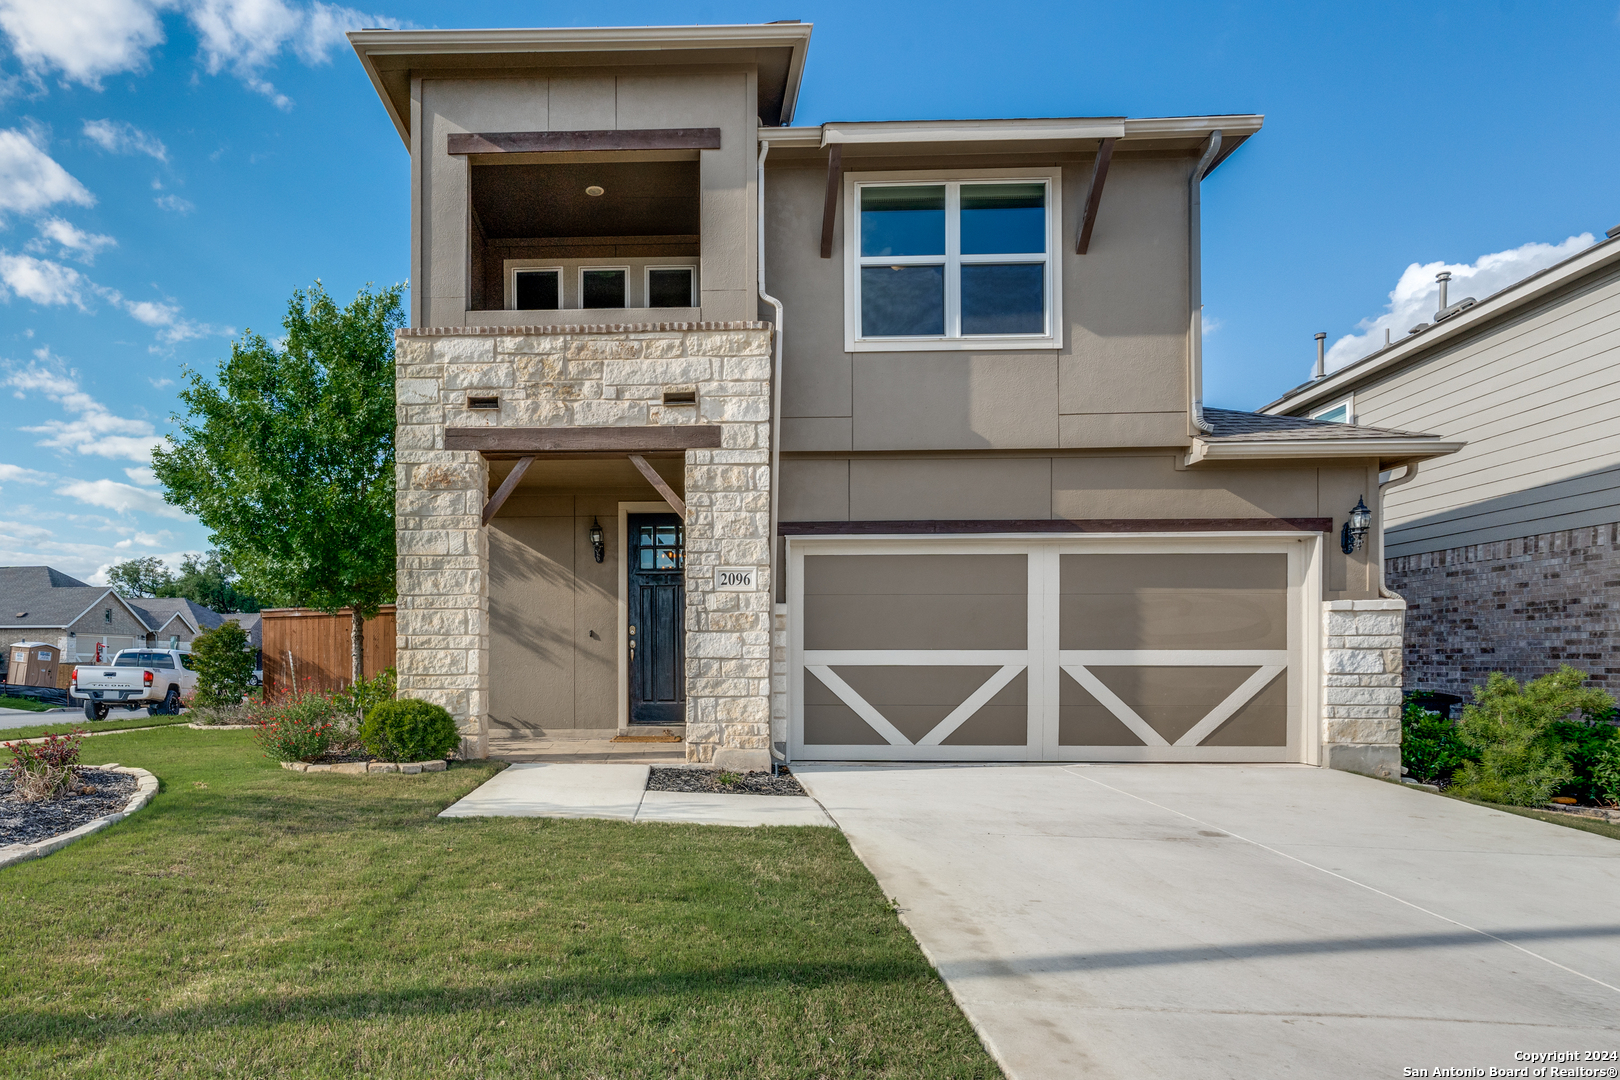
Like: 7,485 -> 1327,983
71,649 -> 198,719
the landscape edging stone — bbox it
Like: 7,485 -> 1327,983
280,759 -> 448,774
0,764 -> 159,870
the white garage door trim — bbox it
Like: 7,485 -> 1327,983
786,533 -> 1324,763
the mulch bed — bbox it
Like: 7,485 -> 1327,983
0,768 -> 138,847
647,766 -> 807,797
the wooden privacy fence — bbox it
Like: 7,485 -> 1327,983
261,606 -> 395,697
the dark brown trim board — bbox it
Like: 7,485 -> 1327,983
481,456 -> 533,526
446,426 -> 723,457
819,143 -> 842,259
628,453 -> 687,519
447,128 -> 722,155
780,518 -> 1335,535
1075,137 -> 1116,255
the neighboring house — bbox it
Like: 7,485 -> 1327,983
350,22 -> 1459,777
1261,228 -> 1620,700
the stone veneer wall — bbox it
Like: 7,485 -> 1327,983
1387,523 -> 1620,700
1321,598 -> 1405,779
393,322 -> 775,766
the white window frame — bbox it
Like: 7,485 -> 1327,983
507,266 -> 563,312
1309,396 -> 1354,425
844,168 -> 1063,353
645,264 -> 698,308
579,265 -> 631,310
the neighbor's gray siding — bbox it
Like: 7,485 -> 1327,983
1344,265 -> 1620,558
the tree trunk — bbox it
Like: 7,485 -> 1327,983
351,608 -> 365,689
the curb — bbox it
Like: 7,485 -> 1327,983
281,759 -> 449,775
0,764 -> 159,871
186,723 -> 256,730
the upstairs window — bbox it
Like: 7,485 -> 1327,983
846,171 -> 1061,351
1311,399 -> 1353,424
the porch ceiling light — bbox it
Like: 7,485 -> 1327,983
585,185 -> 605,197
589,517 -> 605,563
1340,496 -> 1372,555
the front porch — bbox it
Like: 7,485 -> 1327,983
393,321 -> 776,768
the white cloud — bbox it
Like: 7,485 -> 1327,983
0,0 -> 166,88
0,462 -> 50,485
32,216 -> 117,263
113,530 -> 167,548
1201,312 -> 1222,335
0,251 -> 88,306
124,465 -> 158,485
154,193 -> 192,213
0,0 -> 386,105
5,355 -> 166,461
82,118 -> 168,162
1325,234 -> 1597,371
61,477 -> 188,519
148,376 -> 173,388
0,128 -> 94,219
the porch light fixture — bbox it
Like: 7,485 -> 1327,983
585,185 -> 605,197
1341,496 -> 1372,554
589,517 -> 605,563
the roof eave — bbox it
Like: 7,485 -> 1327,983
813,113 -> 1262,153
1184,438 -> 1466,469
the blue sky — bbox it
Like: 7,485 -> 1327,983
1,1 -> 1617,582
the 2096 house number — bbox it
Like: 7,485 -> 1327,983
714,567 -> 756,591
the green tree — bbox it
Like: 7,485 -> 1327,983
153,281 -> 402,685
154,551 -> 261,613
107,556 -> 174,598
190,620 -> 257,707
1448,666 -> 1615,806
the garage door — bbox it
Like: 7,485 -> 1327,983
787,537 -> 1314,762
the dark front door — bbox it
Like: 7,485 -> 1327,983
628,513 -> 685,724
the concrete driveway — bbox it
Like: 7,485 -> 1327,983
794,763 -> 1620,1080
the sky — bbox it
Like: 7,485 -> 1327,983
0,1 -> 1617,583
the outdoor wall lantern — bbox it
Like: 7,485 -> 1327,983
1341,496 -> 1372,554
589,517 -> 605,563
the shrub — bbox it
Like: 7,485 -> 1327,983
1448,667 -> 1614,806
1548,717 -> 1620,803
1593,739 -> 1620,806
191,621 -> 257,707
251,686 -> 343,762
334,667 -> 396,725
4,730 -> 83,802
360,698 -> 460,763
1400,700 -> 1476,787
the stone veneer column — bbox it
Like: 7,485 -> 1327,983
1321,598 -> 1406,779
393,322 -> 773,767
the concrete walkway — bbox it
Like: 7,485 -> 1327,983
438,763 -> 835,827
794,762 -> 1620,1080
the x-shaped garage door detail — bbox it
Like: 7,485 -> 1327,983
804,651 -> 1027,747
1060,651 -> 1288,748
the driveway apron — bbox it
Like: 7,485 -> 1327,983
794,763 -> 1620,1080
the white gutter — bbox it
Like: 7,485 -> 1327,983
1187,131 -> 1222,435
1183,438 -> 1466,467
1375,462 -> 1422,600
758,139 -> 786,763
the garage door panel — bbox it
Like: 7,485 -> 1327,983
804,668 -> 892,745
1060,553 -> 1287,651
831,665 -> 1003,743
1201,669 -> 1288,747
805,593 -> 1027,650
806,553 -> 1028,595
1059,670 -> 1148,746
1088,665 -> 1260,744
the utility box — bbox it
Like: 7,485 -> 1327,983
6,641 -> 59,688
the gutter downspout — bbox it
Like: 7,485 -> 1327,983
1187,131 -> 1222,435
757,139 -> 787,764
1375,461 -> 1420,599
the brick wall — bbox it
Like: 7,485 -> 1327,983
1386,523 -> 1620,699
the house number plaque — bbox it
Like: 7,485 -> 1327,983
713,567 -> 756,591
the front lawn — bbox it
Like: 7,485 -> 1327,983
0,695 -> 51,712
0,728 -> 998,1078
0,713 -> 192,743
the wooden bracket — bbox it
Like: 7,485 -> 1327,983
819,143 -> 843,259
628,454 -> 686,519
480,456 -> 533,526
1075,137 -> 1116,255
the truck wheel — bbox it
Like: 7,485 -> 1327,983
84,700 -> 109,721
159,687 -> 181,715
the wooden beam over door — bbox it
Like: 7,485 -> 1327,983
481,456 -> 533,526
1075,137 -> 1116,255
628,454 -> 686,519
819,143 -> 843,259
446,425 -> 722,457
446,128 -> 722,155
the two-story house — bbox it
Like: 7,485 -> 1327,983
350,22 -> 1460,778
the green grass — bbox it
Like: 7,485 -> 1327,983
0,695 -> 51,712
0,713 -> 191,743
1449,795 -> 1620,842
0,728 -> 998,1079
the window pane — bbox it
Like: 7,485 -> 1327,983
514,269 -> 559,310
860,185 -> 946,257
582,269 -> 627,308
1313,404 -> 1349,424
960,183 -> 1046,255
647,268 -> 693,308
862,264 -> 944,337
961,263 -> 1045,335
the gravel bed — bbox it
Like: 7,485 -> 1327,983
0,768 -> 138,847
647,766 -> 806,797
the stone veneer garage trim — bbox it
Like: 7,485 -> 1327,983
394,323 -> 774,766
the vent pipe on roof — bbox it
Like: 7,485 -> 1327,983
1312,332 -> 1327,379
1435,271 -> 1450,313
1431,269 -> 1477,323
